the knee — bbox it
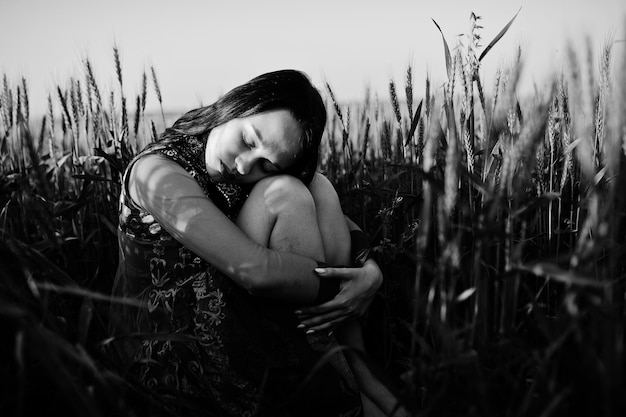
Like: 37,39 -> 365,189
254,175 -> 316,216
309,172 -> 340,206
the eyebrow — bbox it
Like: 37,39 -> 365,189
250,124 -> 283,171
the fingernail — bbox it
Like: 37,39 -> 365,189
306,329 -> 315,334
314,268 -> 325,274
297,324 -> 305,329
328,330 -> 334,337
294,310 -> 302,315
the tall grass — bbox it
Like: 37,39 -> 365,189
1,12 -> 625,417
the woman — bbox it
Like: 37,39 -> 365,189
111,70 -> 403,416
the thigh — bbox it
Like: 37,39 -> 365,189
308,173 -> 351,266
235,176 -> 276,247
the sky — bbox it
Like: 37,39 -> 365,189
1,0 -> 625,118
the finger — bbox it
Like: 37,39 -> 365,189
298,309 -> 346,328
314,267 -> 355,280
296,298 -> 346,316
306,317 -> 347,333
296,306 -> 347,321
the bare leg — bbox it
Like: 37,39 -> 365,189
236,175 -> 326,261
237,174 -> 393,416
308,173 -> 351,265
308,174 -> 400,416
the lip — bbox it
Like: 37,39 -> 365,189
219,160 -> 237,180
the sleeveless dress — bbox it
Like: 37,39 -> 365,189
111,133 -> 363,417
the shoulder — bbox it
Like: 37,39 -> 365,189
130,153 -> 186,183
127,153 -> 195,205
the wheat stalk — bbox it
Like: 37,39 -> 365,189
425,76 -> 431,119
108,90 -> 117,145
381,120 -> 391,179
547,94 -> 559,190
57,85 -> 77,150
358,117 -> 370,187
113,44 -> 123,90
150,65 -> 165,127
325,81 -> 345,128
344,106 -> 353,168
20,77 -> 29,124
70,79 -> 81,144
405,65 -> 413,120
460,63 -> 475,174
75,79 -> 85,117
2,74 -> 14,131
46,94 -> 56,163
121,96 -> 128,142
14,83 -> 26,171
585,37 -> 597,124
141,70 -> 147,112
535,130 -> 546,195
559,78 -> 573,193
487,67 -> 502,144
325,82 -> 352,169
594,37 -> 613,172
84,57 -> 102,111
443,121 -> 460,216
150,119 -> 158,143
133,95 -> 141,139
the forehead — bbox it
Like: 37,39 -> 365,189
245,109 -> 302,154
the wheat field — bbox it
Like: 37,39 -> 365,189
1,14 -> 625,417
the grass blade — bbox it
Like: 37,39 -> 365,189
479,6 -> 522,62
432,18 -> 453,81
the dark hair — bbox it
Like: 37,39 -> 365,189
162,69 -> 326,185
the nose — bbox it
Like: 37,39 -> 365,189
235,153 -> 253,176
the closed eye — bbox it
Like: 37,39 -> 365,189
242,131 -> 255,149
261,159 -> 279,173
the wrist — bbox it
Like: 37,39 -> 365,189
363,259 -> 383,291
314,261 -> 341,304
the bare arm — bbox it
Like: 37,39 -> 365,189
128,153 -> 321,304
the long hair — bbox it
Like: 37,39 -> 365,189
161,69 -> 326,185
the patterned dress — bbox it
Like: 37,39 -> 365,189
111,133 -> 363,417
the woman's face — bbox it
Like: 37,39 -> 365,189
205,109 -> 303,184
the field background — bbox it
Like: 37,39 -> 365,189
2,8 -> 626,417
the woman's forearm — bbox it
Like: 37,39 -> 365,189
129,154 -> 323,304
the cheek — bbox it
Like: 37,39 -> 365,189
222,131 -> 242,154
206,131 -> 221,158
239,169 -> 269,184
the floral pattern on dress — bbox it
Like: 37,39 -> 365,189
116,133 -> 258,416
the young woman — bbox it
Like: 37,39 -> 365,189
111,70 -> 405,416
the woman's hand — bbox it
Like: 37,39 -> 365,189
295,258 -> 383,332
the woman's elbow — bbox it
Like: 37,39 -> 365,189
232,261 -> 276,296
245,281 -> 274,297
239,275 -> 265,295
243,278 -> 284,298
